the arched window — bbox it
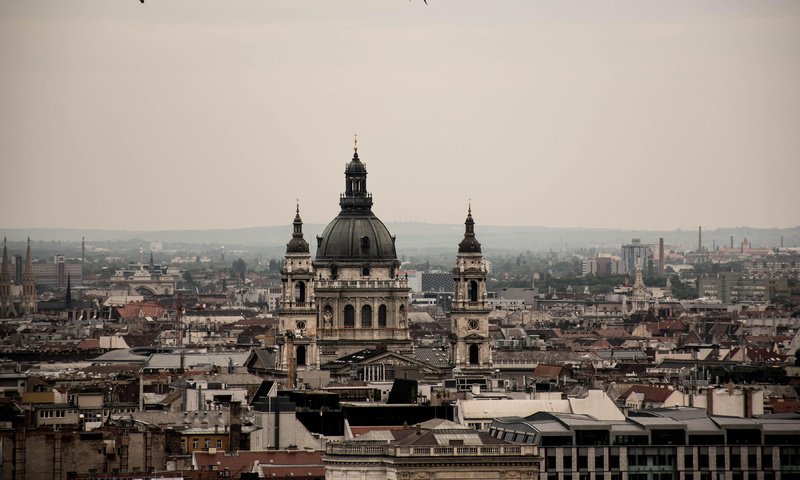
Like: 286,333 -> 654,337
344,305 -> 355,328
330,263 -> 338,280
469,344 -> 480,365
361,304 -> 372,328
295,281 -> 306,304
468,280 -> 479,302
296,345 -> 306,366
362,264 -> 371,276
378,305 -> 387,328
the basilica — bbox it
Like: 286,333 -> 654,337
271,143 -> 493,386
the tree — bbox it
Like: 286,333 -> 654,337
232,258 -> 247,281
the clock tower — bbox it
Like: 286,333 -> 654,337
277,204 -> 319,386
451,206 -> 492,369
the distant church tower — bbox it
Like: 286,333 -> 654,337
629,256 -> 649,314
451,206 -> 492,369
277,204 -> 319,386
0,238 -> 17,318
20,238 -> 37,315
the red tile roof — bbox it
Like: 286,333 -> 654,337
193,450 -> 322,478
620,385 -> 674,404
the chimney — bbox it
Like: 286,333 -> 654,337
745,389 -> 754,418
658,238 -> 665,276
730,235 -> 734,249
706,388 -> 714,416
698,226 -> 702,252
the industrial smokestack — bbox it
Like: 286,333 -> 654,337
698,226 -> 702,252
730,236 -> 734,249
658,238 -> 665,276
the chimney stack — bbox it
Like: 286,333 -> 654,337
698,226 -> 702,252
658,238 -> 665,276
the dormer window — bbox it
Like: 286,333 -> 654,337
362,265 -> 371,276
360,236 -> 370,248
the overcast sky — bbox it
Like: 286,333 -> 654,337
1,1 -> 798,231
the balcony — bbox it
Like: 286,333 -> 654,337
315,279 -> 409,290
325,442 -> 536,458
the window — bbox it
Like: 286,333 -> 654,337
684,453 -> 693,469
192,439 -> 199,449
546,455 -> 557,470
344,305 -> 355,328
295,281 -> 306,303
564,454 -> 573,469
216,439 -> 223,449
748,452 -> 757,469
730,452 -> 741,469
595,454 -> 604,470
469,344 -> 480,365
468,280 -> 479,302
362,265 -> 370,276
610,454 -> 620,469
361,304 -> 372,328
378,305 -> 387,327
578,454 -> 588,469
360,236 -> 369,248
762,449 -> 773,468
716,453 -> 725,469
204,439 -> 210,449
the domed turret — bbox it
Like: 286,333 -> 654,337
286,203 -> 309,254
315,144 -> 397,264
458,206 -> 482,253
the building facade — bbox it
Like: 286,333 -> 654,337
276,145 -> 412,379
490,408 -> 800,480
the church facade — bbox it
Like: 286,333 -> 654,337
275,144 -> 492,384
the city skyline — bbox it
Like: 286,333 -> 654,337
2,1 -> 799,231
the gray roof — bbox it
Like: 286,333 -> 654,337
91,348 -> 149,364
414,346 -> 451,368
143,352 -> 250,370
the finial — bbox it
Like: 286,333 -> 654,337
468,198 -> 472,215
296,198 -> 300,214
353,133 -> 358,152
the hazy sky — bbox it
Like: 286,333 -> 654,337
1,1 -> 798,231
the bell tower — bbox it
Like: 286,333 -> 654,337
451,206 -> 492,369
277,203 -> 319,385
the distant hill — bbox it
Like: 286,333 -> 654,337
2,224 -> 798,254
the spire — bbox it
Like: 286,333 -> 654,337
149,251 -> 154,266
458,204 -> 481,254
353,132 -> 358,153
21,237 -> 36,315
23,237 -> 33,282
0,238 -> 16,317
1,238 -> 10,283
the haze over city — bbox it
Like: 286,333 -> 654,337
2,0 -> 798,232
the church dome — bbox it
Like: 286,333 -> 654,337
316,214 -> 397,263
315,147 -> 397,264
